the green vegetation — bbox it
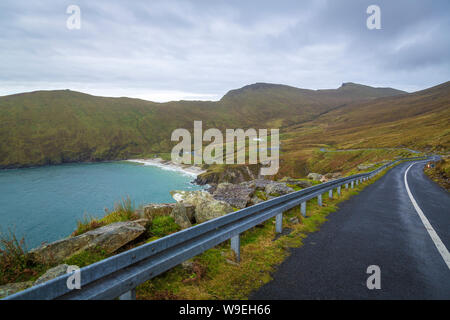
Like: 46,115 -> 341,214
2,81 -> 445,179
0,229 -> 51,285
64,247 -> 109,268
424,158 -> 450,191
135,165 -> 391,299
72,196 -> 139,236
148,216 -> 180,238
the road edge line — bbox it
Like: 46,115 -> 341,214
404,162 -> 450,270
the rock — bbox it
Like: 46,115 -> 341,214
0,281 -> 33,298
246,179 -> 273,190
250,196 -> 265,205
289,217 -> 300,224
280,177 -> 312,188
265,182 -> 295,196
225,259 -> 240,266
34,264 -> 69,286
183,204 -> 196,223
29,219 -> 148,263
170,190 -> 234,223
194,164 -> 263,185
212,182 -> 255,208
143,203 -> 176,220
325,172 -> 342,179
181,260 -> 195,273
357,164 -> 374,170
170,203 -> 192,229
195,200 -> 234,223
307,173 -> 323,181
143,202 -> 195,227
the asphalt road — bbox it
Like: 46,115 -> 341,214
250,160 -> 450,299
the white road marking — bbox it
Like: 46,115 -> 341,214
404,163 -> 450,270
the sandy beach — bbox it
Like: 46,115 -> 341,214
126,158 -> 206,177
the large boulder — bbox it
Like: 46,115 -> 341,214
212,182 -> 255,208
0,281 -> 33,298
29,219 -> 148,263
143,202 -> 195,225
170,203 -> 192,229
170,190 -> 234,223
143,203 -> 176,220
307,173 -> 323,181
265,182 -> 295,196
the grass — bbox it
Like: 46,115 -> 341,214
148,216 -> 181,238
72,196 -> 139,236
134,162 -> 394,300
64,247 -> 110,268
0,229 -> 51,285
424,158 -> 450,191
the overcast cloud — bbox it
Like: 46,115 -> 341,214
0,0 -> 449,101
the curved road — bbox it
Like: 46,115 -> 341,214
251,160 -> 450,299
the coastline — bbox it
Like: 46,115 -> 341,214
126,158 -> 206,178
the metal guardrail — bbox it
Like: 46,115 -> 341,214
4,157 -> 426,300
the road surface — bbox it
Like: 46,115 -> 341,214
251,160 -> 450,299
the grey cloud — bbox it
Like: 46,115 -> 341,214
0,0 -> 448,101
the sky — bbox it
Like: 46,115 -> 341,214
0,0 -> 449,102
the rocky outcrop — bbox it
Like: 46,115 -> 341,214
265,182 -> 294,196
307,173 -> 323,181
241,179 -> 273,190
29,219 -> 148,263
320,172 -> 342,182
0,281 -> 33,298
279,177 -> 312,188
170,190 -> 234,223
212,182 -> 255,208
194,164 -> 263,185
357,164 -> 375,170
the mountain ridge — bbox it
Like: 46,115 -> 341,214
0,81 -> 448,170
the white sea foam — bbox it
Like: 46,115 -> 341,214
126,158 -> 206,178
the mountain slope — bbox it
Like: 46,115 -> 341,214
0,82 -> 443,169
285,81 -> 449,151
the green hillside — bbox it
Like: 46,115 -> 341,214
0,81 -> 447,173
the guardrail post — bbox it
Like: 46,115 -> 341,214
345,183 -> 348,189
351,181 -> 354,188
275,213 -> 283,233
231,234 -> 240,262
328,189 -> 333,199
356,180 -> 359,186
301,202 -> 306,217
337,186 -> 341,196
119,288 -> 136,300
318,194 -> 322,206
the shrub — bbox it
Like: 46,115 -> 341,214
72,196 -> 139,236
0,229 -> 47,285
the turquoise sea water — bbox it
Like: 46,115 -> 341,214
0,162 -> 203,249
